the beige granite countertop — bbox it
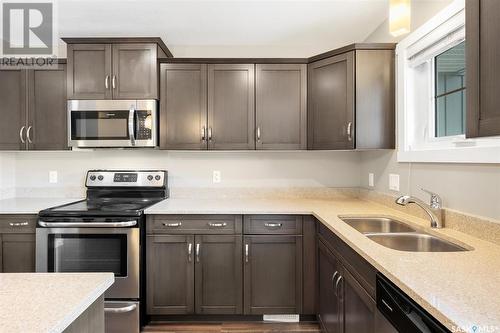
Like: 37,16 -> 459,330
145,197 -> 500,332
0,273 -> 114,333
0,197 -> 83,214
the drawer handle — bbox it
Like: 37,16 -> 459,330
381,299 -> 394,312
264,223 -> 282,228
9,222 -> 29,227
163,222 -> 182,227
104,303 -> 137,314
208,222 -> 227,228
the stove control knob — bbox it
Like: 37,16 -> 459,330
98,175 -> 104,181
155,175 -> 161,181
89,175 -> 96,181
147,175 -> 154,181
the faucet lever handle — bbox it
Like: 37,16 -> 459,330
420,188 -> 442,207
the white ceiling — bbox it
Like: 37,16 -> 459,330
57,0 -> 391,58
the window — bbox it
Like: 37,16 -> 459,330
434,41 -> 466,137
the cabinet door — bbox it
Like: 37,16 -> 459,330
466,0 -> 500,137
208,64 -> 255,150
318,240 -> 342,333
255,64 -> 307,150
112,43 -> 158,99
147,235 -> 194,315
28,65 -> 68,150
160,63 -> 208,150
0,234 -> 36,272
195,235 -> 242,314
308,52 -> 354,150
340,267 -> 376,333
0,69 -> 27,150
244,235 -> 302,314
67,44 -> 112,99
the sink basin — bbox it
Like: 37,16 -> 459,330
366,233 -> 468,252
340,217 -> 417,234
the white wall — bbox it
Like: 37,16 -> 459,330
0,153 -> 15,199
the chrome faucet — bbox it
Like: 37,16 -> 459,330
395,188 -> 444,228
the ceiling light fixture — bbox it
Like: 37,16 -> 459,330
389,0 -> 411,37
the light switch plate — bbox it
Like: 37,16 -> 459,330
212,170 -> 221,183
49,171 -> 58,184
389,173 -> 400,191
368,173 -> 374,187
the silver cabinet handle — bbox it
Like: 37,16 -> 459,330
9,222 -> 29,227
208,127 -> 213,141
19,126 -> 26,144
208,222 -> 227,228
347,122 -> 353,141
188,243 -> 193,262
245,244 -> 249,263
26,126 -> 33,144
112,75 -> 116,89
128,107 -> 136,146
335,275 -> 343,295
105,75 -> 109,89
256,126 -> 261,142
264,223 -> 282,228
163,222 -> 182,227
38,220 -> 137,228
195,243 -> 200,262
201,126 -> 206,141
104,303 -> 137,314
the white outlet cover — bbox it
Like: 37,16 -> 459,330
389,173 -> 400,191
212,170 -> 221,183
49,171 -> 58,184
368,173 -> 374,187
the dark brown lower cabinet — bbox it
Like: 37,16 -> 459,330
318,240 -> 342,333
0,215 -> 37,273
342,267 -> 376,333
243,235 -> 303,314
195,235 -> 242,314
147,235 -> 195,315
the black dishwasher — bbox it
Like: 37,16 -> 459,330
376,274 -> 451,333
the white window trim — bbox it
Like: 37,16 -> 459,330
396,0 -> 500,164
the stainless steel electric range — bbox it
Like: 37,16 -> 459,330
36,170 -> 168,333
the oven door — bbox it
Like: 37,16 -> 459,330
36,225 -> 139,299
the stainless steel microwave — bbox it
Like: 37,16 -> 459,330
68,100 -> 158,148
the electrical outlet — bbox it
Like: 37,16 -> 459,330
368,173 -> 374,187
212,170 -> 221,184
49,171 -> 58,184
389,173 -> 400,191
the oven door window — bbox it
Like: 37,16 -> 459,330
48,234 -> 127,277
71,111 -> 130,140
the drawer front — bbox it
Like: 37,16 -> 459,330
0,215 -> 37,233
147,215 -> 242,234
244,215 -> 303,235
318,222 -> 376,299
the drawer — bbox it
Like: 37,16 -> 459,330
244,215 -> 303,235
318,222 -> 376,299
147,215 -> 242,234
0,215 -> 37,233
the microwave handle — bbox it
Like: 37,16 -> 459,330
129,107 -> 136,146
38,220 -> 137,228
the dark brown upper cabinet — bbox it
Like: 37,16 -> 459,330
67,41 -> 159,100
0,65 -> 67,151
466,0 -> 500,137
160,63 -> 208,150
208,64 -> 255,150
308,48 -> 395,150
255,64 -> 307,150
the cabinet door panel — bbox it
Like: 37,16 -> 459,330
1,234 -> 35,272
342,268 -> 376,333
244,235 -> 302,314
28,65 -> 68,150
256,64 -> 307,150
147,235 -> 194,315
112,43 -> 157,99
0,69 -> 27,150
67,44 -> 112,99
308,52 -> 354,150
318,240 -> 342,333
208,64 -> 255,150
195,235 -> 242,314
160,63 -> 208,150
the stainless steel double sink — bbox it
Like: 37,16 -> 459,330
339,216 -> 469,252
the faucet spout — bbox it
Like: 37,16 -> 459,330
395,192 -> 443,228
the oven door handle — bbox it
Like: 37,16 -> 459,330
38,220 -> 137,228
104,303 -> 137,314
129,107 -> 136,146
